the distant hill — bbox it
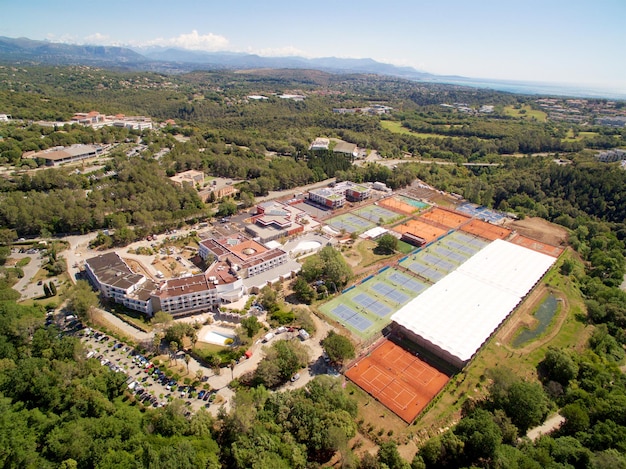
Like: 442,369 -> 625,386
0,36 -> 432,78
140,47 -> 435,79
0,36 -> 623,99
0,36 -> 147,66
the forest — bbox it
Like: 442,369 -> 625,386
1,64 -> 626,467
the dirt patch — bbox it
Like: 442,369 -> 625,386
152,257 -> 189,278
503,217 -> 568,247
123,258 -> 152,278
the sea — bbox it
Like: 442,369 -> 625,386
423,76 -> 626,100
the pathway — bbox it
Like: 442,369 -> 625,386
526,413 -> 565,441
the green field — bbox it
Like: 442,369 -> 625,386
503,104 -> 547,121
381,120 -> 459,139
563,129 -> 599,142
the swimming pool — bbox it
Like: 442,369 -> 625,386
201,330 -> 236,346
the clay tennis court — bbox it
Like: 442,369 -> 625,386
346,340 -> 450,422
461,218 -> 512,241
420,207 -> 471,229
380,197 -> 418,215
392,219 -> 447,243
509,234 -> 564,258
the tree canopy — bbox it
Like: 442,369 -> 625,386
321,330 -> 355,364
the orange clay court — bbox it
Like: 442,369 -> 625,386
509,234 -> 564,258
346,340 -> 450,423
420,207 -> 471,229
392,219 -> 447,243
460,219 -> 512,241
379,197 -> 417,215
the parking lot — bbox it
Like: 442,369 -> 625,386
52,303 -> 340,418
58,316 -> 218,415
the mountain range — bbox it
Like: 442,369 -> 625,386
0,36 -> 623,99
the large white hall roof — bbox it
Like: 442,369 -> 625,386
391,239 -> 557,364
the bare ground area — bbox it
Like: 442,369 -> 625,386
152,256 -> 188,278
504,217 -> 569,247
123,258 -> 153,278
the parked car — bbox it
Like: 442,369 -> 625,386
198,390 -> 206,399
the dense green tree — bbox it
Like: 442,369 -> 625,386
253,339 -> 309,387
376,233 -> 398,254
216,198 -> 237,217
150,310 -> 173,325
240,316 -> 261,338
540,347 -> 579,386
292,277 -> 315,304
163,322 -> 197,346
488,369 -> 549,433
300,246 -> 353,290
378,441 -> 410,469
67,280 -> 99,319
453,408 -> 502,463
321,330 -> 355,364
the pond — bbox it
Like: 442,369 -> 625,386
512,294 -> 559,348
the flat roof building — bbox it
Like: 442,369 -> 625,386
245,201 -> 306,242
170,170 -> 205,187
309,137 -> 330,151
308,187 -> 345,209
29,144 -> 103,166
333,141 -> 358,158
198,234 -> 290,279
84,252 -> 154,315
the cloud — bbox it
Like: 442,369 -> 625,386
83,33 -> 111,45
139,30 -> 229,51
251,46 -> 307,57
45,33 -> 78,43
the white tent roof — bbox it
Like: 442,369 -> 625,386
264,240 -> 282,250
391,239 -> 556,364
360,226 -> 388,239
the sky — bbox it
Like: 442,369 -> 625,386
1,0 -> 625,90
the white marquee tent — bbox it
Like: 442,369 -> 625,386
391,239 -> 557,368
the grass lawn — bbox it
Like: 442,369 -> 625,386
503,104 -> 547,122
16,256 -> 31,267
381,121 -> 459,140
563,129 -> 599,142
110,305 -> 153,332
353,239 -> 397,268
396,240 -> 415,254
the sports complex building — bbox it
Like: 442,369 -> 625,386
320,200 -> 563,422
391,239 -> 556,369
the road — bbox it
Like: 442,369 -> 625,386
526,413 -> 565,441
354,157 -> 501,168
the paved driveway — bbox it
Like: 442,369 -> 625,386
11,251 -> 46,300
